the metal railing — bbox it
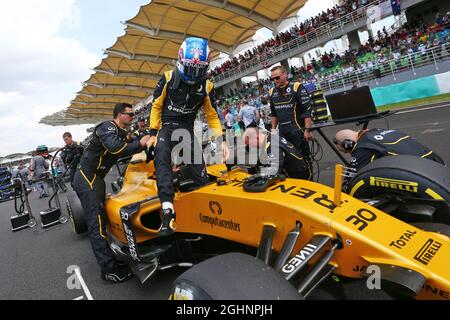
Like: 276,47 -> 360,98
317,43 -> 450,93
212,0 -> 390,86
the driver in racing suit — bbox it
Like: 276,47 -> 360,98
147,37 -> 229,236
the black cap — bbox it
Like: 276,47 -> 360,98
138,116 -> 145,122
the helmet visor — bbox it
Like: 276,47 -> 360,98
182,60 -> 208,81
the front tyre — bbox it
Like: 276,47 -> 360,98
169,252 -> 302,300
66,191 -> 87,234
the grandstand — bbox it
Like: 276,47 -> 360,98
40,0 -> 450,128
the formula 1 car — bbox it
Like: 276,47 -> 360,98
67,152 -> 450,300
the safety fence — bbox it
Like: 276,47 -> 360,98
317,43 -> 450,93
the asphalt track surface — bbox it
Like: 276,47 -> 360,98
1,103 -> 449,300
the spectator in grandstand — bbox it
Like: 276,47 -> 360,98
209,0 -> 378,78
333,128 -> 446,172
60,132 -> 84,187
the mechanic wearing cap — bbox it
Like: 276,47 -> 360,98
269,65 -> 314,172
133,116 -> 151,139
73,103 -> 150,283
147,37 -> 229,236
334,128 -> 446,172
60,132 -> 84,187
243,127 -> 312,180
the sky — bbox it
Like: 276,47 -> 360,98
0,0 -> 148,157
0,0 -> 368,157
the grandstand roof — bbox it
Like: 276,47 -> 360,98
41,0 -> 307,126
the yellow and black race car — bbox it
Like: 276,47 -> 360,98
66,151 -> 450,300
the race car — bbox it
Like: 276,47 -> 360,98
67,152 -> 450,300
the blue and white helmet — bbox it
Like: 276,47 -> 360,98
177,37 -> 211,85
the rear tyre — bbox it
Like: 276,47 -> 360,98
66,191 -> 87,234
347,155 -> 450,224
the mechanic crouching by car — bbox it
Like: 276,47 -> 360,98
243,127 -> 312,180
333,128 -> 446,172
73,103 -> 150,283
269,65 -> 314,174
147,37 -> 229,237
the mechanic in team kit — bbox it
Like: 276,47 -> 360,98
146,37 -> 229,236
133,116 -> 151,139
60,132 -> 84,187
334,128 -> 446,171
243,127 -> 312,180
73,103 -> 150,283
269,65 -> 314,173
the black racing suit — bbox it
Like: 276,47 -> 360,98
149,69 -> 223,204
350,128 -> 446,171
260,134 -> 312,180
73,120 -> 143,273
60,141 -> 84,186
269,82 -> 313,172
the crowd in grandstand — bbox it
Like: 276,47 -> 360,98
209,0 -> 378,77
210,11 -> 450,130
297,12 -> 450,83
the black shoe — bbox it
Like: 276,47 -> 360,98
158,208 -> 176,236
101,266 -> 134,283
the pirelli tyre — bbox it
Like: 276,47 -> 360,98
347,155 -> 450,224
66,191 -> 87,234
169,252 -> 302,300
